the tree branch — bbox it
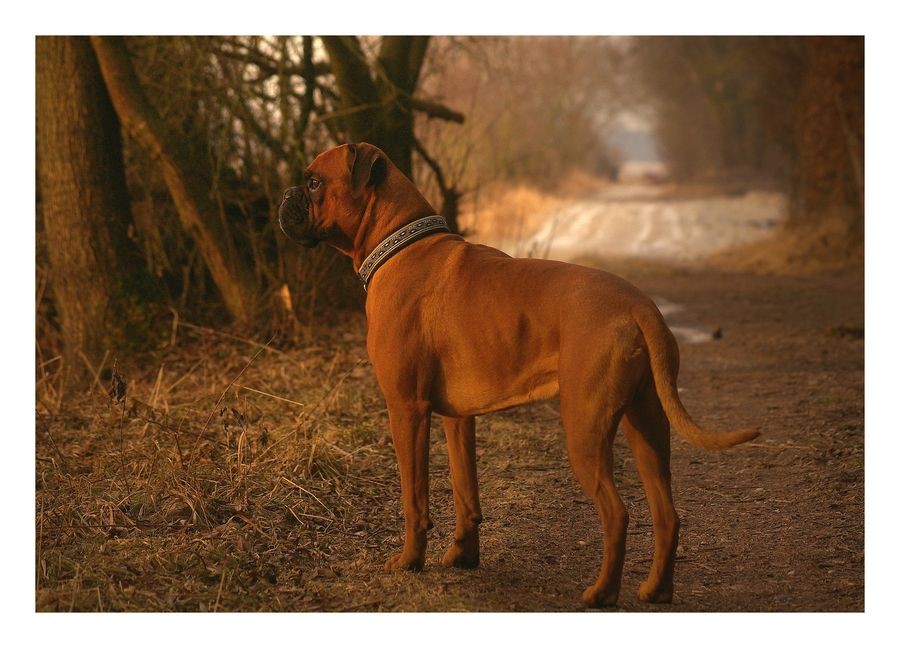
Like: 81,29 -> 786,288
91,36 -> 259,323
219,60 -> 289,161
214,40 -> 331,80
412,136 -> 450,196
412,135 -> 463,234
406,97 -> 465,123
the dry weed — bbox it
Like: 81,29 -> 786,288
459,171 -> 609,247
35,315 -> 397,611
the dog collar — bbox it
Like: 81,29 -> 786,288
357,215 -> 450,291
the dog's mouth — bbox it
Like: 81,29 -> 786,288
280,220 -> 322,248
296,236 -> 321,248
278,192 -> 321,247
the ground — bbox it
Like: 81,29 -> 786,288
35,260 -> 864,612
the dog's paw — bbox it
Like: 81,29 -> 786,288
441,541 -> 480,569
383,551 -> 425,572
638,580 -> 673,604
582,583 -> 620,608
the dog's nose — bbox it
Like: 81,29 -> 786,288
282,186 -> 300,202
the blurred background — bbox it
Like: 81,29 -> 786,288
36,36 -> 863,400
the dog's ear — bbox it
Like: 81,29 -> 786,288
347,142 -> 387,195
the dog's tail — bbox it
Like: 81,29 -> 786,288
633,306 -> 759,451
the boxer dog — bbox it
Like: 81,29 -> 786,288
278,142 -> 757,607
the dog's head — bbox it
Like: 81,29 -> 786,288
278,143 -> 387,250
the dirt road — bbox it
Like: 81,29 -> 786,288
36,260 -> 863,612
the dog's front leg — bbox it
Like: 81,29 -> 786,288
384,401 -> 432,571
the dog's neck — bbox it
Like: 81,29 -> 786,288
350,168 -> 437,273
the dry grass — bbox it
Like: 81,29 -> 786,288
35,314 -> 402,612
459,170 -> 610,246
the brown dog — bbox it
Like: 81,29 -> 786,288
279,142 -> 758,607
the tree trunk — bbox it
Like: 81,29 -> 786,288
792,36 -> 864,237
320,36 -> 430,178
373,36 -> 430,176
36,36 -> 157,389
90,36 -> 259,324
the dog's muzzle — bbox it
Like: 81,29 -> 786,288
278,186 -> 320,247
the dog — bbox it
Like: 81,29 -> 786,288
278,142 -> 758,607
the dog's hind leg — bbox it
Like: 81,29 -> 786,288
561,394 -> 629,608
441,415 -> 483,568
383,401 -> 433,572
622,385 -> 680,603
560,323 -> 647,607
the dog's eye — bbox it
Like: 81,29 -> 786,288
307,177 -> 321,191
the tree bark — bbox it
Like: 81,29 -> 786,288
91,36 -> 259,324
36,36 -> 157,389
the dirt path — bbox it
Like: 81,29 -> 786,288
35,264 -> 863,612
314,264 -> 864,612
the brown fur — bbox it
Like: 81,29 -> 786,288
278,143 -> 758,607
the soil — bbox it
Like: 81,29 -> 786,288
35,261 -> 864,612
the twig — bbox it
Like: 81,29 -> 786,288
173,417 -> 186,468
314,100 -> 387,123
280,476 -> 336,520
118,395 -> 132,496
129,409 -> 228,450
150,363 -> 165,408
168,308 -> 179,347
42,428 -> 70,476
213,568 -> 227,612
38,355 -> 62,369
91,350 -> 111,395
234,383 -> 305,408
78,350 -> 107,394
37,493 -> 44,590
288,508 -> 333,524
322,359 -> 366,416
406,96 -> 465,123
177,320 -> 284,355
